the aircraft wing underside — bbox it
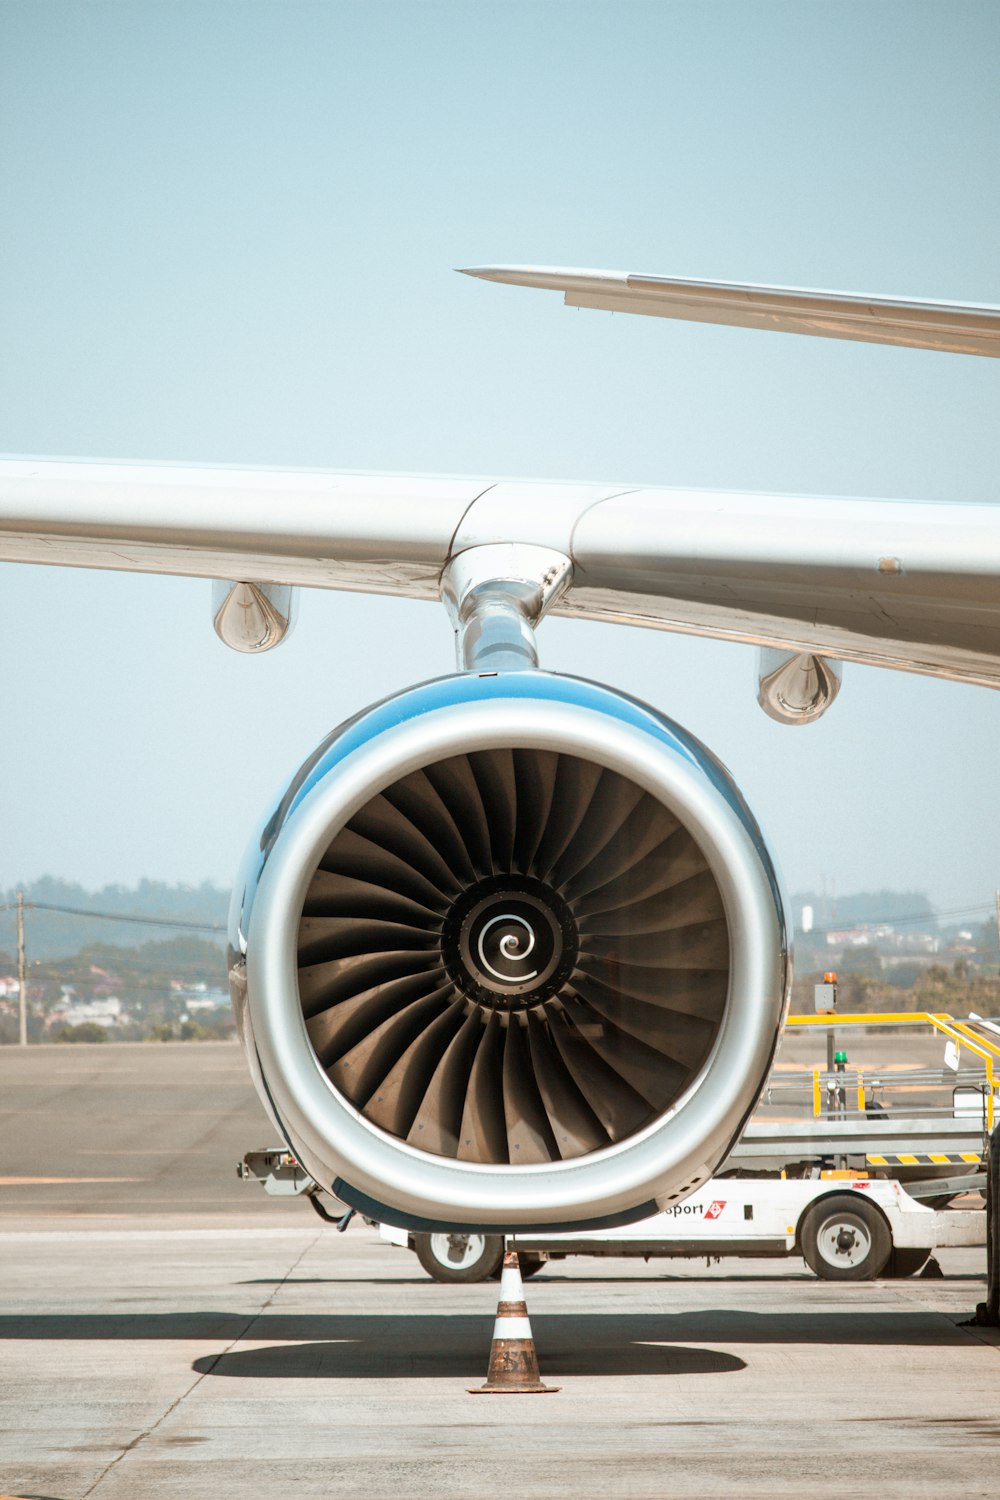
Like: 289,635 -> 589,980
460,266 -> 1000,357
1,457 -> 1000,687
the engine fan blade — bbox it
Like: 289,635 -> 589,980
299,950 -> 443,1019
468,748 -> 518,873
404,1004 -> 486,1156
457,1011 -> 510,1162
319,827 -> 450,910
381,768 -> 479,885
585,918 -> 729,971
571,973 -> 718,1072
561,797 -> 681,903
303,869 -> 446,925
576,870 -> 725,936
548,1005 -> 654,1141
348,794 -> 465,895
569,827 -> 709,916
502,1016 -> 559,1163
560,994 -> 688,1104
531,754 -> 605,881
511,749 -> 559,874
297,916 -> 440,968
574,958 -> 728,1020
326,986 -> 453,1106
526,1009 -> 610,1158
548,770 -> 646,888
304,969 -> 448,1063
364,998 -> 470,1140
423,754 -> 494,879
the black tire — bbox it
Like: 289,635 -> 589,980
800,1194 -> 892,1281
885,1246 -> 931,1278
414,1231 -> 504,1284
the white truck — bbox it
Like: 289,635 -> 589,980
378,1172 -> 985,1283
236,1148 -> 985,1284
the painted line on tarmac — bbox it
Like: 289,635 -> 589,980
0,1176 -> 143,1185
0,1226 -> 323,1241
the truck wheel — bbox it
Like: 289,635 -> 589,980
414,1232 -> 504,1283
885,1246 -> 931,1278
800,1194 -> 892,1281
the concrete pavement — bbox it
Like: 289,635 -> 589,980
0,1041 -> 294,1228
1,1040 -> 999,1498
2,1224 -> 998,1498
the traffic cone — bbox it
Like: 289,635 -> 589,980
468,1249 -> 559,1394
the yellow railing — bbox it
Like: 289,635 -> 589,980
782,1011 -> 999,1129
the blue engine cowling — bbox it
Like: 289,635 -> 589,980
229,671 -> 790,1233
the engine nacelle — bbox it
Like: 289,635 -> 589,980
230,672 -> 790,1232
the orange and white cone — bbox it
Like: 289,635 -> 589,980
468,1249 -> 559,1394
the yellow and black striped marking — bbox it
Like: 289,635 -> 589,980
866,1151 -> 981,1167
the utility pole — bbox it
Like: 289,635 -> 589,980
17,888 -> 27,1047
995,888 -> 1000,954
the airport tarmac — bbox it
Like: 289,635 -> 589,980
2,1041 -> 999,1498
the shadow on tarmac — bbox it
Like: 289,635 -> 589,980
341,1272 -> 986,1285
0,1306 -> 979,1382
195,1335 -> 745,1379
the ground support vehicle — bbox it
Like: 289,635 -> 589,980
380,1170 -> 984,1282
729,1116 -> 987,1196
239,1140 -> 985,1283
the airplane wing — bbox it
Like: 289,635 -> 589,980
459,266 -> 1000,357
2,456 -> 1000,687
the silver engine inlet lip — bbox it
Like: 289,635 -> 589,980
246,694 -> 787,1227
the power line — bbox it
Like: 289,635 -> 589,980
0,900 -> 224,934
804,901 -> 995,937
5,895 -> 998,941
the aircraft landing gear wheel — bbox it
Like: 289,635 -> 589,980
800,1194 -> 891,1281
414,1231 -> 504,1283
885,1246 -> 931,1278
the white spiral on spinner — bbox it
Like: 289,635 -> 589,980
477,913 -> 538,984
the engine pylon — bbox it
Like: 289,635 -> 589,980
469,1250 -> 558,1394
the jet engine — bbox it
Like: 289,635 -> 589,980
230,671 -> 789,1232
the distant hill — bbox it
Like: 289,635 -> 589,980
0,879 -> 229,961
790,889 -> 936,932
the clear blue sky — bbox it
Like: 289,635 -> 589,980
0,1 -> 998,914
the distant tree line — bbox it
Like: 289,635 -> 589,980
0,878 -> 228,960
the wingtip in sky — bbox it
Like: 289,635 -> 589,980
458,264 -> 1000,356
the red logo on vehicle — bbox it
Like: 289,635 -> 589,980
704,1200 -> 727,1220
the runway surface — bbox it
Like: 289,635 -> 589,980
1,1040 -> 998,1498
0,1040 -> 301,1228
